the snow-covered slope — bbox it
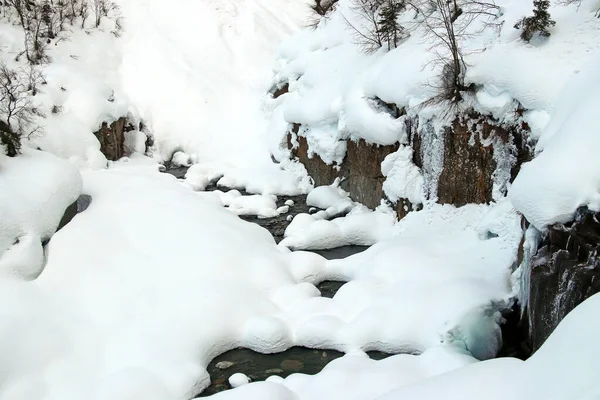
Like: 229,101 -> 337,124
116,0 -> 309,165
268,0 -> 600,204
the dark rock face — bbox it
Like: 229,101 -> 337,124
94,117 -> 135,161
436,121 -> 497,206
271,82 -> 289,99
339,139 -> 399,209
287,127 -> 340,187
527,208 -> 600,352
288,112 -> 531,213
287,128 -> 399,209
411,114 -> 531,206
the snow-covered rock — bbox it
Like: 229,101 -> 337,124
0,150 -> 81,280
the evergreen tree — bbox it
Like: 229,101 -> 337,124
377,0 -> 406,50
514,0 -> 556,42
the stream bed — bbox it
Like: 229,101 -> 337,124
162,165 -> 386,397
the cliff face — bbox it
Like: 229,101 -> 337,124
287,111 -> 531,213
525,208 -> 600,352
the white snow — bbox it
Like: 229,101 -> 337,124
185,161 -> 311,196
228,373 -> 250,388
510,48 -> 600,230
381,145 -> 424,204
2,0 -> 599,399
280,208 -> 395,250
306,182 -> 354,213
0,150 -> 81,280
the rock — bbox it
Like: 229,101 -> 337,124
280,359 -> 304,371
288,131 -> 398,210
94,117 -> 136,161
216,361 -> 235,370
264,368 -> 284,374
56,201 -> 77,233
56,194 -> 93,233
289,111 -> 532,213
526,207 -> 600,352
271,82 -> 289,99
412,113 -> 531,206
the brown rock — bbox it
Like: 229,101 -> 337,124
280,359 -> 304,371
94,117 -> 130,161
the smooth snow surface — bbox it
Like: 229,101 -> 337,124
0,150 -> 81,280
510,48 -> 600,230
116,0 -> 308,167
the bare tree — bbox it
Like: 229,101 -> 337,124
311,0 -> 339,16
342,0 -> 386,52
419,0 -> 500,102
0,63 -> 43,156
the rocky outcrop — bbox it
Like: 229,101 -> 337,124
411,113 -> 531,206
287,126 -> 399,209
526,208 -> 600,352
94,117 -> 136,161
288,111 -> 531,213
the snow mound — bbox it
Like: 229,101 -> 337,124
280,209 -> 396,250
0,150 -> 81,280
510,48 -> 600,230
185,161 -> 311,196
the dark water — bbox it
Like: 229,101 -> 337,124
162,165 -> 382,398
196,347 -> 391,397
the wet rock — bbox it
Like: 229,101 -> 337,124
311,245 -> 369,260
216,361 -> 235,370
316,280 -> 346,298
264,368 -> 283,375
56,201 -> 77,233
280,359 -> 304,371
199,347 -> 393,397
527,207 -> 600,352
56,194 -> 93,233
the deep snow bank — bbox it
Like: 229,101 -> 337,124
116,0 -> 309,166
0,150 -> 81,280
0,158 -> 521,399
269,0 -> 600,208
510,48 -> 600,230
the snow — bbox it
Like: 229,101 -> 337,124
306,182 -> 353,212
381,145 -> 424,204
228,373 -> 250,388
0,150 -> 81,280
280,208 -> 395,250
116,0 -> 310,170
185,161 -> 311,196
0,158 -> 523,399
510,48 -> 600,230
2,0 -> 599,398
269,0 -> 600,208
